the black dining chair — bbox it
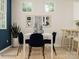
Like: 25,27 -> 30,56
52,32 -> 57,55
28,33 -> 45,59
17,32 -> 24,56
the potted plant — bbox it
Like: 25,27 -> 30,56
76,21 -> 79,27
11,23 -> 20,47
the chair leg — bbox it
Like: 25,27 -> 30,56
17,46 -> 20,56
28,46 -> 32,59
42,46 -> 45,59
19,46 -> 22,53
53,45 -> 57,55
20,45 -> 23,53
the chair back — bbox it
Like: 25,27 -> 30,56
29,33 -> 44,47
52,32 -> 57,44
18,32 -> 23,44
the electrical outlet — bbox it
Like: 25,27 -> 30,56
7,40 -> 9,43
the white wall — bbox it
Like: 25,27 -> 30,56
12,0 -> 54,35
52,0 -> 73,47
73,0 -> 79,19
12,0 -> 74,47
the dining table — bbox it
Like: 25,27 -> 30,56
23,33 -> 53,59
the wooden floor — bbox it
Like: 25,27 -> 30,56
0,47 -> 79,59
53,48 -> 79,59
0,46 -> 51,59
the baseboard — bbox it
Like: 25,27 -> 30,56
0,45 -> 12,54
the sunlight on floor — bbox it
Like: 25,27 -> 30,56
53,48 -> 79,59
0,46 -> 51,59
0,47 -> 79,59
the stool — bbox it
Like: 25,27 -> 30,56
72,37 -> 79,55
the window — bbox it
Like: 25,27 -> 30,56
0,0 -> 7,29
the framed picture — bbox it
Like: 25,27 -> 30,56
34,16 -> 44,33
26,15 -> 34,28
42,16 -> 50,27
45,2 -> 54,12
26,15 -> 51,29
22,2 -> 32,12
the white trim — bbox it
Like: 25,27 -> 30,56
0,45 -> 11,53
